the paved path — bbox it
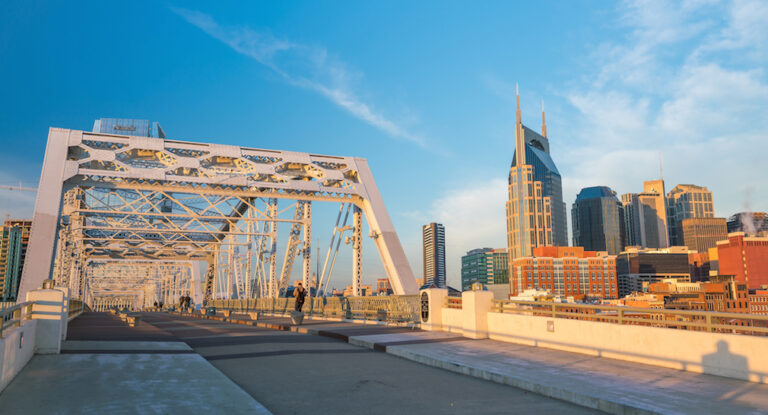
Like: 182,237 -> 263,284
142,312 -> 600,414
170,311 -> 768,415
0,313 -> 270,414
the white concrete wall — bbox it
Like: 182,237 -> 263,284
441,308 -> 463,334
487,312 -> 768,384
0,320 -> 38,391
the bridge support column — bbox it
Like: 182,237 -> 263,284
462,289 -> 494,339
420,288 -> 447,331
352,206 -> 362,296
26,286 -> 66,354
302,202 -> 312,289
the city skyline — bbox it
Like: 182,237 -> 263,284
1,1 -> 767,289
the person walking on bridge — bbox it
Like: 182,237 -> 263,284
294,282 -> 306,312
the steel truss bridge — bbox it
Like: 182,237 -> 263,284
18,128 -> 417,308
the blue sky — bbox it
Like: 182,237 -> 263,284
1,1 -> 767,288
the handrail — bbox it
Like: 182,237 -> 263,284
492,299 -> 768,336
205,295 -> 420,324
0,301 -> 34,338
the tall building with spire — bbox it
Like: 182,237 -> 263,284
506,86 -> 567,263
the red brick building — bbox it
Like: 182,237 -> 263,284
716,233 -> 768,290
510,247 -> 617,299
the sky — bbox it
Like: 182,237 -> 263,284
0,0 -> 766,289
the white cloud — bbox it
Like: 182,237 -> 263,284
562,0 -> 768,217
171,7 -> 428,149
411,178 -> 508,287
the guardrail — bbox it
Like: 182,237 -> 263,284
208,296 -> 420,324
0,301 -> 34,338
69,299 -> 84,317
493,300 -> 768,336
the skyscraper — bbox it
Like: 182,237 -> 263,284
571,186 -> 625,255
460,248 -> 508,290
422,222 -> 446,288
506,87 -> 566,263
621,180 -> 669,249
0,219 -> 32,301
679,217 -> 727,252
93,118 -> 166,138
666,184 -> 715,245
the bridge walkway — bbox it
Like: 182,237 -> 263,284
0,312 -> 599,414
170,311 -> 768,415
141,312 -> 599,414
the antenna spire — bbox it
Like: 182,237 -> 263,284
515,83 -> 521,125
541,99 -> 547,138
659,152 -> 664,181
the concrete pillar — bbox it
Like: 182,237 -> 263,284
25,288 -> 66,354
55,286 -> 70,341
462,289 -> 494,339
420,288 -> 447,331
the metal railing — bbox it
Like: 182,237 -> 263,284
493,300 -> 768,336
0,302 -> 34,338
444,297 -> 463,309
207,295 -> 420,324
69,299 -> 84,317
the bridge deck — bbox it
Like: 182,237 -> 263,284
0,312 -> 599,414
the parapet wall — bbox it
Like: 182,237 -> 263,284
421,288 -> 768,384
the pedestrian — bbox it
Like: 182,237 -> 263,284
294,282 -> 306,312
179,295 -> 185,309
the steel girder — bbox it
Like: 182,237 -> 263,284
18,129 -> 417,302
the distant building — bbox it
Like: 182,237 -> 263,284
716,233 -> 768,290
343,284 -> 373,297
616,246 -> 690,297
510,246 -> 618,300
422,223 -> 446,288
679,217 -> 727,252
727,212 -> 768,235
460,248 -> 508,290
506,89 -> 567,266
376,278 -> 392,295
93,118 -> 165,138
666,184 -> 715,246
571,186 -> 625,255
621,180 -> 669,249
645,276 -> 750,314
750,290 -> 768,315
0,219 -> 32,301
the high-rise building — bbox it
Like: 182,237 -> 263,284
616,246 -> 691,297
93,118 -> 166,138
727,212 -> 768,235
422,222 -> 446,288
506,88 -> 566,265
510,246 -> 618,299
679,217 -> 727,252
621,180 -> 669,249
666,184 -> 715,245
460,248 -> 508,290
0,219 -> 32,301
571,186 -> 625,254
716,233 -> 768,290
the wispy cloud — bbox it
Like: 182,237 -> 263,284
171,7 -> 428,149
561,0 -> 768,217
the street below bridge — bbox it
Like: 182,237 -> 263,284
0,312 -> 599,414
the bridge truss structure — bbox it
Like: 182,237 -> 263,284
18,128 -> 417,306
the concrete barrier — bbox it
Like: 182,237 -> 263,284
487,311 -> 768,383
423,289 -> 768,384
0,319 -> 37,391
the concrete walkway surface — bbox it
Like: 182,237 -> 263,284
178,311 -> 768,415
0,313 -> 271,415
